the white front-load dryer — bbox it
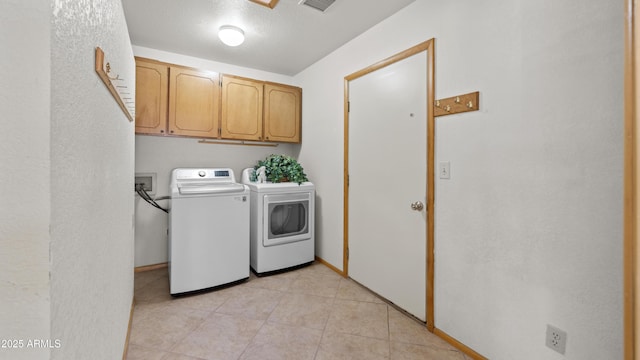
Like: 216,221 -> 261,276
241,168 -> 315,275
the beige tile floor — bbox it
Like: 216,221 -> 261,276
127,262 -> 471,360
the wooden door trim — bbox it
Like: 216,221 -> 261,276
624,0 -> 638,358
343,39 -> 435,330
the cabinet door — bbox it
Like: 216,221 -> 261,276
264,83 -> 301,143
135,60 -> 168,135
221,75 -> 263,141
168,66 -> 220,138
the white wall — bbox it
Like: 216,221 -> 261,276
50,1 -> 135,359
295,0 -> 623,359
0,1 -> 51,359
133,47 -> 299,267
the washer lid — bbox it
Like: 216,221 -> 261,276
177,183 -> 246,195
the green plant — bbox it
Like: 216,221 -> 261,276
251,154 -> 309,184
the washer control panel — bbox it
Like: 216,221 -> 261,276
174,168 -> 234,182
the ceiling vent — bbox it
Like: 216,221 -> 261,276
298,0 -> 335,12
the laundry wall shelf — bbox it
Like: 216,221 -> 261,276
95,47 -> 135,122
434,91 -> 480,117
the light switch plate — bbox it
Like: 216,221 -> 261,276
439,162 -> 451,179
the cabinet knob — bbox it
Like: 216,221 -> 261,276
160,130 -> 164,133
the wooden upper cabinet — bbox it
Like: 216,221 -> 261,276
135,59 -> 168,135
134,57 -> 302,143
168,66 -> 220,138
264,83 -> 301,143
221,75 -> 264,141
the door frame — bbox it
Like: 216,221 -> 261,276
624,0 -> 638,358
343,39 -> 435,330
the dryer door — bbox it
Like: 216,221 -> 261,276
263,192 -> 311,246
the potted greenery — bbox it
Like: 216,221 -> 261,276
250,154 -> 309,184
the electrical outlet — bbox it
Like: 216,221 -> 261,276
135,173 -> 156,195
545,324 -> 567,355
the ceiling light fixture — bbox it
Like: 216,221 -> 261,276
218,25 -> 245,47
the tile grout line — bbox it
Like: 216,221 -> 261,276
166,287 -> 218,357
312,270 -> 338,360
237,283 -> 288,360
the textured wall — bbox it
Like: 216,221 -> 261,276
50,0 -> 135,359
0,1 -> 51,359
295,0 -> 623,359
132,46 -> 297,267
431,2 -> 622,359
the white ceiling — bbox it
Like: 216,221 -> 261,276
122,0 -> 415,76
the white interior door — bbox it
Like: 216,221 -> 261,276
348,51 -> 427,321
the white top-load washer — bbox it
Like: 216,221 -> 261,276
241,168 -> 315,275
169,168 -> 249,295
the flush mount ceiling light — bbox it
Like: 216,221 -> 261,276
218,25 -> 245,47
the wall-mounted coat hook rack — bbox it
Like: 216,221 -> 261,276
434,91 -> 480,117
95,47 -> 135,122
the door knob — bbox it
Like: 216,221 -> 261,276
410,201 -> 424,211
